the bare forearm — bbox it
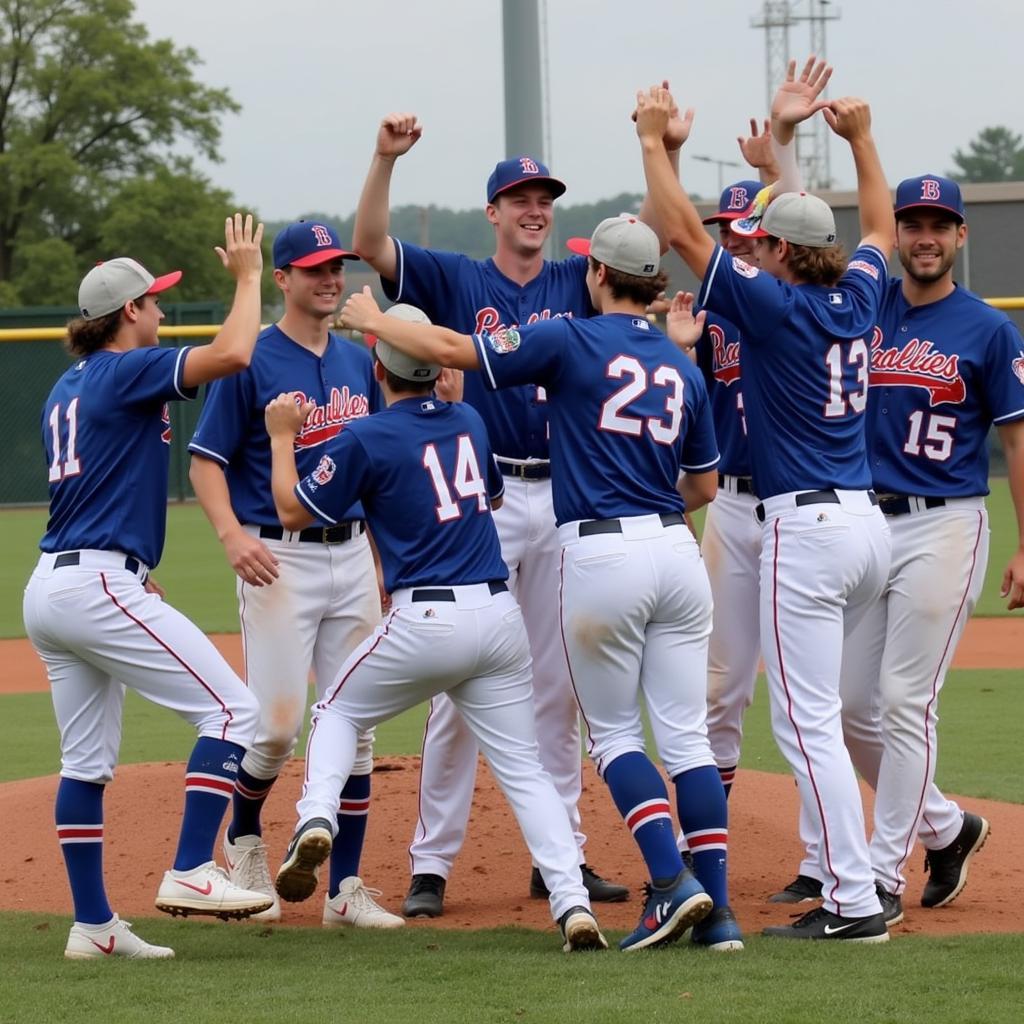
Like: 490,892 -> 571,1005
189,457 -> 242,541
269,435 -> 311,529
640,138 -> 714,278
639,146 -> 680,254
1003,431 -> 1024,551
353,154 -> 399,275
367,313 -> 479,369
181,276 -> 262,387
850,134 -> 894,251
677,471 -> 717,512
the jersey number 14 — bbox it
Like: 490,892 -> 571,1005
423,436 -> 489,522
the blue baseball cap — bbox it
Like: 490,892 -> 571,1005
272,220 -> 359,270
702,180 -> 764,225
894,175 -> 965,223
486,157 -> 566,204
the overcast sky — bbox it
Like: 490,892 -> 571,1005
131,0 -> 1022,221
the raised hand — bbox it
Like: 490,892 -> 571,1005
771,56 -> 833,127
435,367 -> 464,403
214,213 -> 264,280
265,392 -> 315,439
634,85 -> 674,143
659,81 -> 695,152
823,97 -> 872,141
665,291 -> 706,351
340,286 -> 383,334
376,112 -> 423,159
738,118 -> 778,171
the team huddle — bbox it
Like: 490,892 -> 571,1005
25,58 -> 1024,959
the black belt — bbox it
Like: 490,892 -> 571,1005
718,473 -> 756,496
497,460 -> 551,480
53,551 -> 146,576
258,522 -> 365,544
411,580 -> 509,602
579,512 -> 684,537
876,495 -> 948,517
755,489 -> 878,523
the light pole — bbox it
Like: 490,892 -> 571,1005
692,154 -> 744,194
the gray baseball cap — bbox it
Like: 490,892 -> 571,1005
566,215 -> 660,277
733,191 -> 837,248
78,257 -> 183,320
373,304 -> 441,383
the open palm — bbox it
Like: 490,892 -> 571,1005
771,57 -> 832,126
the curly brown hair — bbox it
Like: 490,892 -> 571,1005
588,257 -> 669,305
764,236 -> 849,287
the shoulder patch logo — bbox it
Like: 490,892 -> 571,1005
1013,352 -> 1024,387
847,258 -> 880,280
312,454 -> 336,485
731,257 -> 758,279
487,327 -> 521,354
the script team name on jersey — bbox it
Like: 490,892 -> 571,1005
473,307 -> 575,336
710,324 -> 741,386
868,326 -> 966,406
293,386 -> 372,449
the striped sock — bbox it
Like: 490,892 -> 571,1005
55,778 -> 112,925
674,764 -> 729,908
718,764 -> 737,799
173,737 -> 245,871
328,772 -> 371,896
603,751 -> 682,885
227,765 -> 277,842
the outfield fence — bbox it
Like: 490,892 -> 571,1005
2,297 -> 1021,506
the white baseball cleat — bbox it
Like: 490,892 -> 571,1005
65,915 -> 175,960
222,834 -> 281,923
322,876 -> 405,929
155,861 -> 274,920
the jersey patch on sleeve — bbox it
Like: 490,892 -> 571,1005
1013,351 -> 1024,386
311,454 -> 336,486
486,327 -> 521,354
730,257 -> 759,279
847,258 -> 880,280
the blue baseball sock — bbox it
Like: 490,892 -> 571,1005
55,778 -> 112,925
173,737 -> 245,871
227,764 -> 277,842
673,764 -> 729,908
603,751 -> 682,887
328,772 -> 371,896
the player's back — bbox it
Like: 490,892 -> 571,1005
296,397 -> 507,593
39,346 -> 192,568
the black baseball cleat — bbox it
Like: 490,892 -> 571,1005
767,874 -> 824,904
402,873 -> 446,918
530,864 -> 630,903
875,883 -> 904,927
921,812 -> 990,908
763,905 -> 889,943
558,905 -> 608,953
274,817 -> 333,903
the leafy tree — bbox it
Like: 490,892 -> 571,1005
949,126 -> 1024,183
0,0 -> 241,303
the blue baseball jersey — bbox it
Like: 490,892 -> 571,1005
699,243 -> 889,499
382,239 -> 595,459
471,313 -> 719,525
188,325 -> 380,525
867,280 -> 1024,496
294,397 -> 507,592
695,310 -> 751,477
39,346 -> 197,568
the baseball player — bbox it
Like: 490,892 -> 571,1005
637,69 -> 897,942
188,221 -> 400,928
351,109 -> 700,913
776,174 -> 1024,922
23,215 -> 276,960
266,313 -> 607,953
339,213 -> 744,953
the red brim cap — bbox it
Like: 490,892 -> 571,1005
702,211 -> 746,225
290,248 -> 360,268
565,237 -> 591,256
147,270 -> 183,294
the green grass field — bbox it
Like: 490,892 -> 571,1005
2,489 -> 1021,1022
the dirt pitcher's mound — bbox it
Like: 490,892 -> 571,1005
3,758 -> 1021,937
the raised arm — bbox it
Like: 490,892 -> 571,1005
351,112 -> 423,280
181,214 -> 264,388
637,81 -> 691,253
737,118 -> 781,186
769,56 -> 832,194
635,86 -> 714,279
340,287 -> 480,370
823,98 -> 894,253
264,394 -> 317,532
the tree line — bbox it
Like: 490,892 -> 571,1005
2,0 -> 1022,308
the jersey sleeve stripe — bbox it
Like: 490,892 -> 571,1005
172,346 -> 194,400
680,454 -> 721,472
473,334 -> 499,390
699,245 -> 725,309
992,406 -> 1024,424
294,484 -> 336,524
186,442 -> 229,466
392,238 -> 406,301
